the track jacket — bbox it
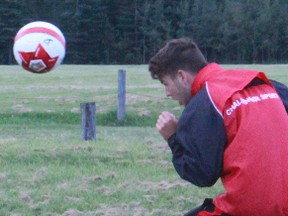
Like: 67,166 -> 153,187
168,63 -> 288,215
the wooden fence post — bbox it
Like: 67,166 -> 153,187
81,102 -> 96,140
118,69 -> 126,120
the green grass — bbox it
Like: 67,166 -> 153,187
0,64 -> 287,215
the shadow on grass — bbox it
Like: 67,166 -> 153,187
0,110 -> 157,127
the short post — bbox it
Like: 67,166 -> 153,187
81,102 -> 96,141
118,69 -> 126,120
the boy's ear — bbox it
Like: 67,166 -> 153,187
177,69 -> 195,85
177,69 -> 189,83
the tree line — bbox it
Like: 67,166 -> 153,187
1,0 -> 288,65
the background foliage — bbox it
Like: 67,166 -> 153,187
0,64 -> 286,215
1,0 -> 288,65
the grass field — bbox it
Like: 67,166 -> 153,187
0,64 -> 287,216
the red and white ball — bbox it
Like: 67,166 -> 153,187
13,21 -> 66,74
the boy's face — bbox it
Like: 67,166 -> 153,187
160,71 -> 193,106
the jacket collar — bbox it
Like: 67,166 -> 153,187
191,63 -> 224,96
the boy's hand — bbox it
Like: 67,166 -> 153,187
156,111 -> 178,140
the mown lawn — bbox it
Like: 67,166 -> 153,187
0,64 -> 286,215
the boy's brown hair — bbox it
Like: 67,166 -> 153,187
148,38 -> 208,80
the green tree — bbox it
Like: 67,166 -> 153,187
0,0 -> 23,64
0,0 -> 288,64
139,0 -> 171,61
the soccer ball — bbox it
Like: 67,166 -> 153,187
13,21 -> 66,74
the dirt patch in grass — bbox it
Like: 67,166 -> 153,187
94,202 -> 150,216
12,104 -> 32,113
0,137 -> 17,145
140,180 -> 188,191
57,173 -> 117,191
